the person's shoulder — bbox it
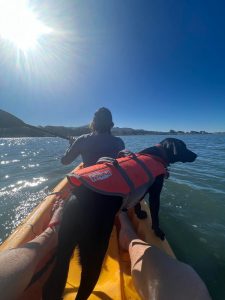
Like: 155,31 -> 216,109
71,133 -> 93,146
112,135 -> 123,141
112,135 -> 125,146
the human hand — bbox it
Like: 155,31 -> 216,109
68,136 -> 76,145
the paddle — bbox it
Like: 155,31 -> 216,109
0,109 -> 70,140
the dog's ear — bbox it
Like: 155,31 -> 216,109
166,139 -> 185,154
160,138 -> 186,163
171,140 -> 178,156
163,139 -> 179,155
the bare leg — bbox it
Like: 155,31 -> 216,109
118,212 -> 212,300
0,201 -> 63,300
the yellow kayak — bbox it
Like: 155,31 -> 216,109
0,165 -> 175,300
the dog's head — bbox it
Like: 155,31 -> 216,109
159,138 -> 197,164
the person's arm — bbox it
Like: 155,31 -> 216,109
61,136 -> 83,165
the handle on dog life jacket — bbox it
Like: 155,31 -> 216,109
117,149 -> 137,158
96,152 -> 137,167
96,151 -> 137,166
96,157 -> 119,166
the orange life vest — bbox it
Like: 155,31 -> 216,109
67,153 -> 167,209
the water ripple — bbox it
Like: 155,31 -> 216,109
0,135 -> 225,300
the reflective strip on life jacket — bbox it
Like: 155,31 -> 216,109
67,153 -> 166,208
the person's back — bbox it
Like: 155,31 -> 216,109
61,108 -> 125,167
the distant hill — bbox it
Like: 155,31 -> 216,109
0,109 -> 212,137
0,109 -> 48,137
0,109 -> 25,128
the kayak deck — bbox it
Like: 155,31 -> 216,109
63,201 -> 175,300
0,164 -> 175,300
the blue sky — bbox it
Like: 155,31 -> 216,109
0,0 -> 225,132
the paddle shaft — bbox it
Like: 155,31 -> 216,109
24,123 -> 70,140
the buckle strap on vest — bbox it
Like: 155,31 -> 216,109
117,149 -> 135,158
97,157 -> 117,165
119,151 -> 154,182
96,156 -> 135,192
114,162 -> 135,192
133,154 -> 154,181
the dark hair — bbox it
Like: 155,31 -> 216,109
90,107 -> 114,133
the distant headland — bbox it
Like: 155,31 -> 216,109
0,109 -> 222,138
0,126 -> 213,138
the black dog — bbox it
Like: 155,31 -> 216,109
43,138 -> 197,300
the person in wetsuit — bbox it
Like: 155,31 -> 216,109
61,107 -> 125,167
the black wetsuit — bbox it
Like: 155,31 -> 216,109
61,132 -> 125,167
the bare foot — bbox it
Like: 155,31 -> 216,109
118,212 -> 138,250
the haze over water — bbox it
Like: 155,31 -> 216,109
0,134 -> 225,300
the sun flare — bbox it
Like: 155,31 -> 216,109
0,0 -> 52,50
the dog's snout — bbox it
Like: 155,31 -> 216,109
188,151 -> 197,162
181,149 -> 197,163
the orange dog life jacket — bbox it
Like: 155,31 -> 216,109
67,153 -> 167,209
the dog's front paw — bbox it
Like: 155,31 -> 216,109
135,210 -> 148,219
153,227 -> 165,240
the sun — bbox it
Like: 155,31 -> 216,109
0,0 -> 52,51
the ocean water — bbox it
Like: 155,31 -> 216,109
0,135 -> 225,299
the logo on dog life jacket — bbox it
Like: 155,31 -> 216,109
88,169 -> 112,182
